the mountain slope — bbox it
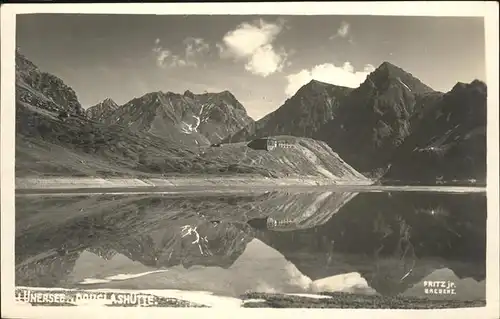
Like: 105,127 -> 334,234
314,62 -> 437,175
16,95 -> 205,177
383,80 -> 487,185
195,136 -> 369,180
101,89 -> 254,146
85,98 -> 120,122
224,80 -> 353,143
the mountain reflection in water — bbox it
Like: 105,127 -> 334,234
15,190 -> 486,301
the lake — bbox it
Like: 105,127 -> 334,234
14,189 -> 487,308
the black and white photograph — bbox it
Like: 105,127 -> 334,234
1,2 -> 499,319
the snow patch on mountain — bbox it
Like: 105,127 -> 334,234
397,77 -> 412,92
191,103 -> 206,132
181,122 -> 195,134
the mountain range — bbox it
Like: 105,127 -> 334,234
14,50 -> 487,185
15,51 -> 365,181
225,63 -> 486,184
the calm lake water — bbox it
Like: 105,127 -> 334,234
14,189 -> 487,304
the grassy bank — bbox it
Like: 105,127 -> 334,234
241,292 -> 486,309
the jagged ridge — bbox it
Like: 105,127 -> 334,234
99,89 -> 254,146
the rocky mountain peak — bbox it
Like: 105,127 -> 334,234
102,97 -> 118,106
365,61 -> 435,94
298,79 -> 336,94
183,90 -> 195,99
16,51 -> 84,115
86,97 -> 121,121
450,79 -> 487,95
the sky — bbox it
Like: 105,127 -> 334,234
16,14 -> 486,120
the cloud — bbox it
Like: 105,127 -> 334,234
329,21 -> 352,41
152,39 -> 187,68
285,62 -> 376,96
244,45 -> 289,77
153,37 -> 210,68
184,37 -> 210,62
337,21 -> 350,38
218,19 -> 289,77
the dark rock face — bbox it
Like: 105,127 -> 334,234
314,62 -> 437,175
383,80 -> 487,185
225,80 -> 353,143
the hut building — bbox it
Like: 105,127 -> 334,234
247,137 -> 277,151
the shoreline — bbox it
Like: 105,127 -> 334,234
15,176 -> 373,190
14,176 -> 486,194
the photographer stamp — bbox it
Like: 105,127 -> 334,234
423,281 -> 457,296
